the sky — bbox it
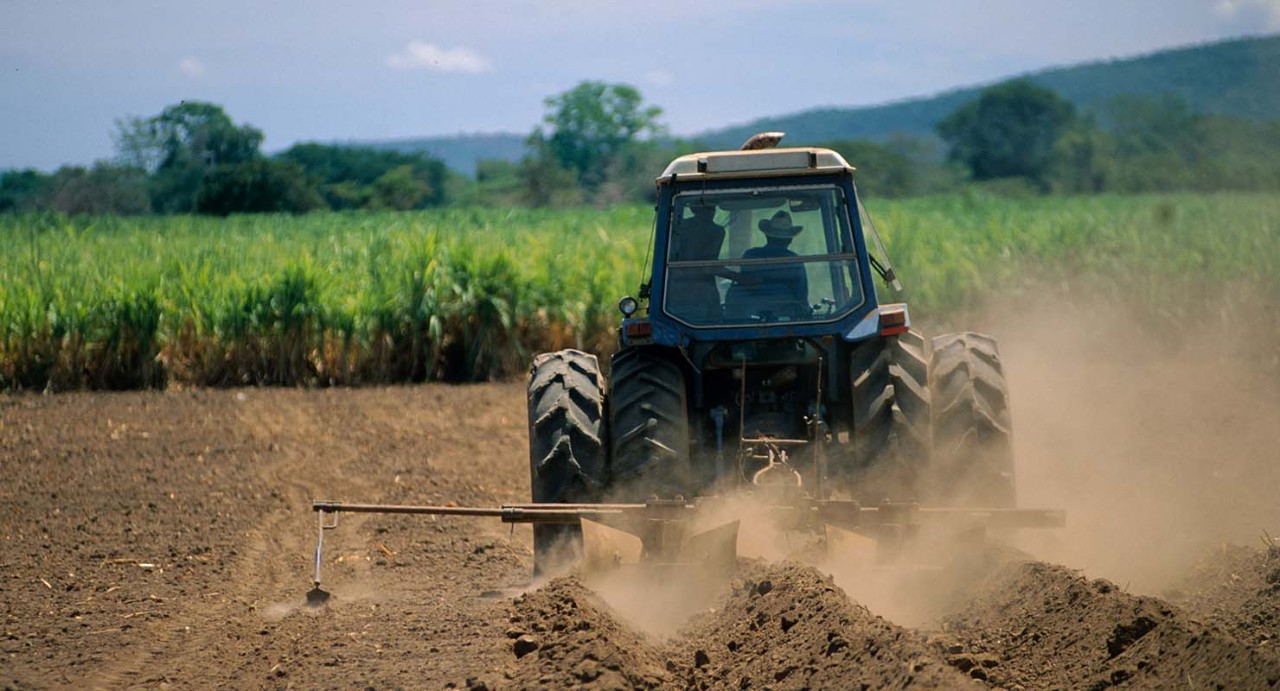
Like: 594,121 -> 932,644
2,0 -> 1276,171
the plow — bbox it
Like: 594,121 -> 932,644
306,494 -> 1064,606
305,132 -> 1067,605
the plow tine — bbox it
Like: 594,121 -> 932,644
306,585 -> 331,608
306,507 -> 338,607
824,523 -> 879,564
581,518 -> 643,575
680,520 -> 740,575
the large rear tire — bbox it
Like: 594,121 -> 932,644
527,349 -> 606,573
608,348 -> 692,501
927,332 -> 1016,507
847,332 -> 932,501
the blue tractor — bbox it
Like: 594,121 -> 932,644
527,134 -> 1017,567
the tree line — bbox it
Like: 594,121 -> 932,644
932,79 -> 1280,195
0,101 -> 450,216
451,78 -> 1280,206
3,79 -> 1279,216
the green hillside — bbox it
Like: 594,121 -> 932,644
700,33 -> 1280,147
353,34 -> 1279,172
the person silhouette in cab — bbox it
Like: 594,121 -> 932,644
732,210 -> 809,320
667,203 -> 726,323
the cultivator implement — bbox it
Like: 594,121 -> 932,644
304,494 -> 1064,606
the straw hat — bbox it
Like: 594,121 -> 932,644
758,211 -> 803,238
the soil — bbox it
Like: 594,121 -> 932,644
938,561 -> 1280,690
2,383 -> 1280,689
1164,543 -> 1280,657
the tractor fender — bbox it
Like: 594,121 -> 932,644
843,304 -> 912,344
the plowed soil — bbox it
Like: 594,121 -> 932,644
3,366 -> 1279,688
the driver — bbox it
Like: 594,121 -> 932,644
736,210 -> 809,318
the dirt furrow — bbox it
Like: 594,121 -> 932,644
938,560 -> 1280,689
1165,543 -> 1280,658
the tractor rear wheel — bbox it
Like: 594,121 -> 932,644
608,348 -> 692,501
527,349 -> 606,573
847,332 -> 932,501
927,332 -> 1016,507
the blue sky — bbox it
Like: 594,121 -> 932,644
2,0 -> 1275,170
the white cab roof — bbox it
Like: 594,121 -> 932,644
657,147 -> 854,184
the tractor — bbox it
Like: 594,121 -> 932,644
306,134 -> 1055,603
526,133 -> 1018,569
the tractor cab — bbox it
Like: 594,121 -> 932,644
620,143 -> 905,352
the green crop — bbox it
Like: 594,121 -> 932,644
1,193 -> 1276,390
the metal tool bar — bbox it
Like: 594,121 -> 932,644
915,507 -> 1067,528
305,496 -> 1063,606
311,500 -> 695,524
314,500 -> 661,513
314,499 -> 1062,528
806,502 -> 1066,529
740,437 -> 810,447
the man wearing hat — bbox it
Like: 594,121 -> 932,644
728,210 -> 810,319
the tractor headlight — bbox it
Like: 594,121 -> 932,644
618,296 -> 639,317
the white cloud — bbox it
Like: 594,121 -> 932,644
386,41 -> 492,73
644,69 -> 674,87
178,57 -> 205,77
1215,0 -> 1280,27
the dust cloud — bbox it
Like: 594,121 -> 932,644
814,291 -> 1280,625
590,291 -> 1280,628
261,581 -> 385,621
817,527 -> 1009,628
584,492 -> 795,635
981,293 -> 1280,593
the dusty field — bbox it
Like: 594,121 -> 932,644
3,304 -> 1280,689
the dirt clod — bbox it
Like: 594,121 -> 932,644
512,634 -> 539,658
1105,616 -> 1157,657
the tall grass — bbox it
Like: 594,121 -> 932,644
870,192 -> 1280,336
0,207 -> 649,389
1,193 -> 1276,390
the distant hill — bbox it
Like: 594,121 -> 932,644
354,34 -> 1280,173
699,33 -> 1280,148
358,133 -> 527,176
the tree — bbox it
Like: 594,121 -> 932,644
815,138 -> 915,197
531,81 -> 665,193
277,143 -> 449,209
518,143 -> 584,208
463,159 -> 525,207
115,101 -> 264,213
1049,118 -> 1112,194
1,165 -> 150,215
1100,94 -> 1204,192
195,160 -> 323,216
0,169 -> 51,213
937,80 -> 1077,188
44,163 -> 150,215
1197,116 -> 1280,192
368,165 -> 431,211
